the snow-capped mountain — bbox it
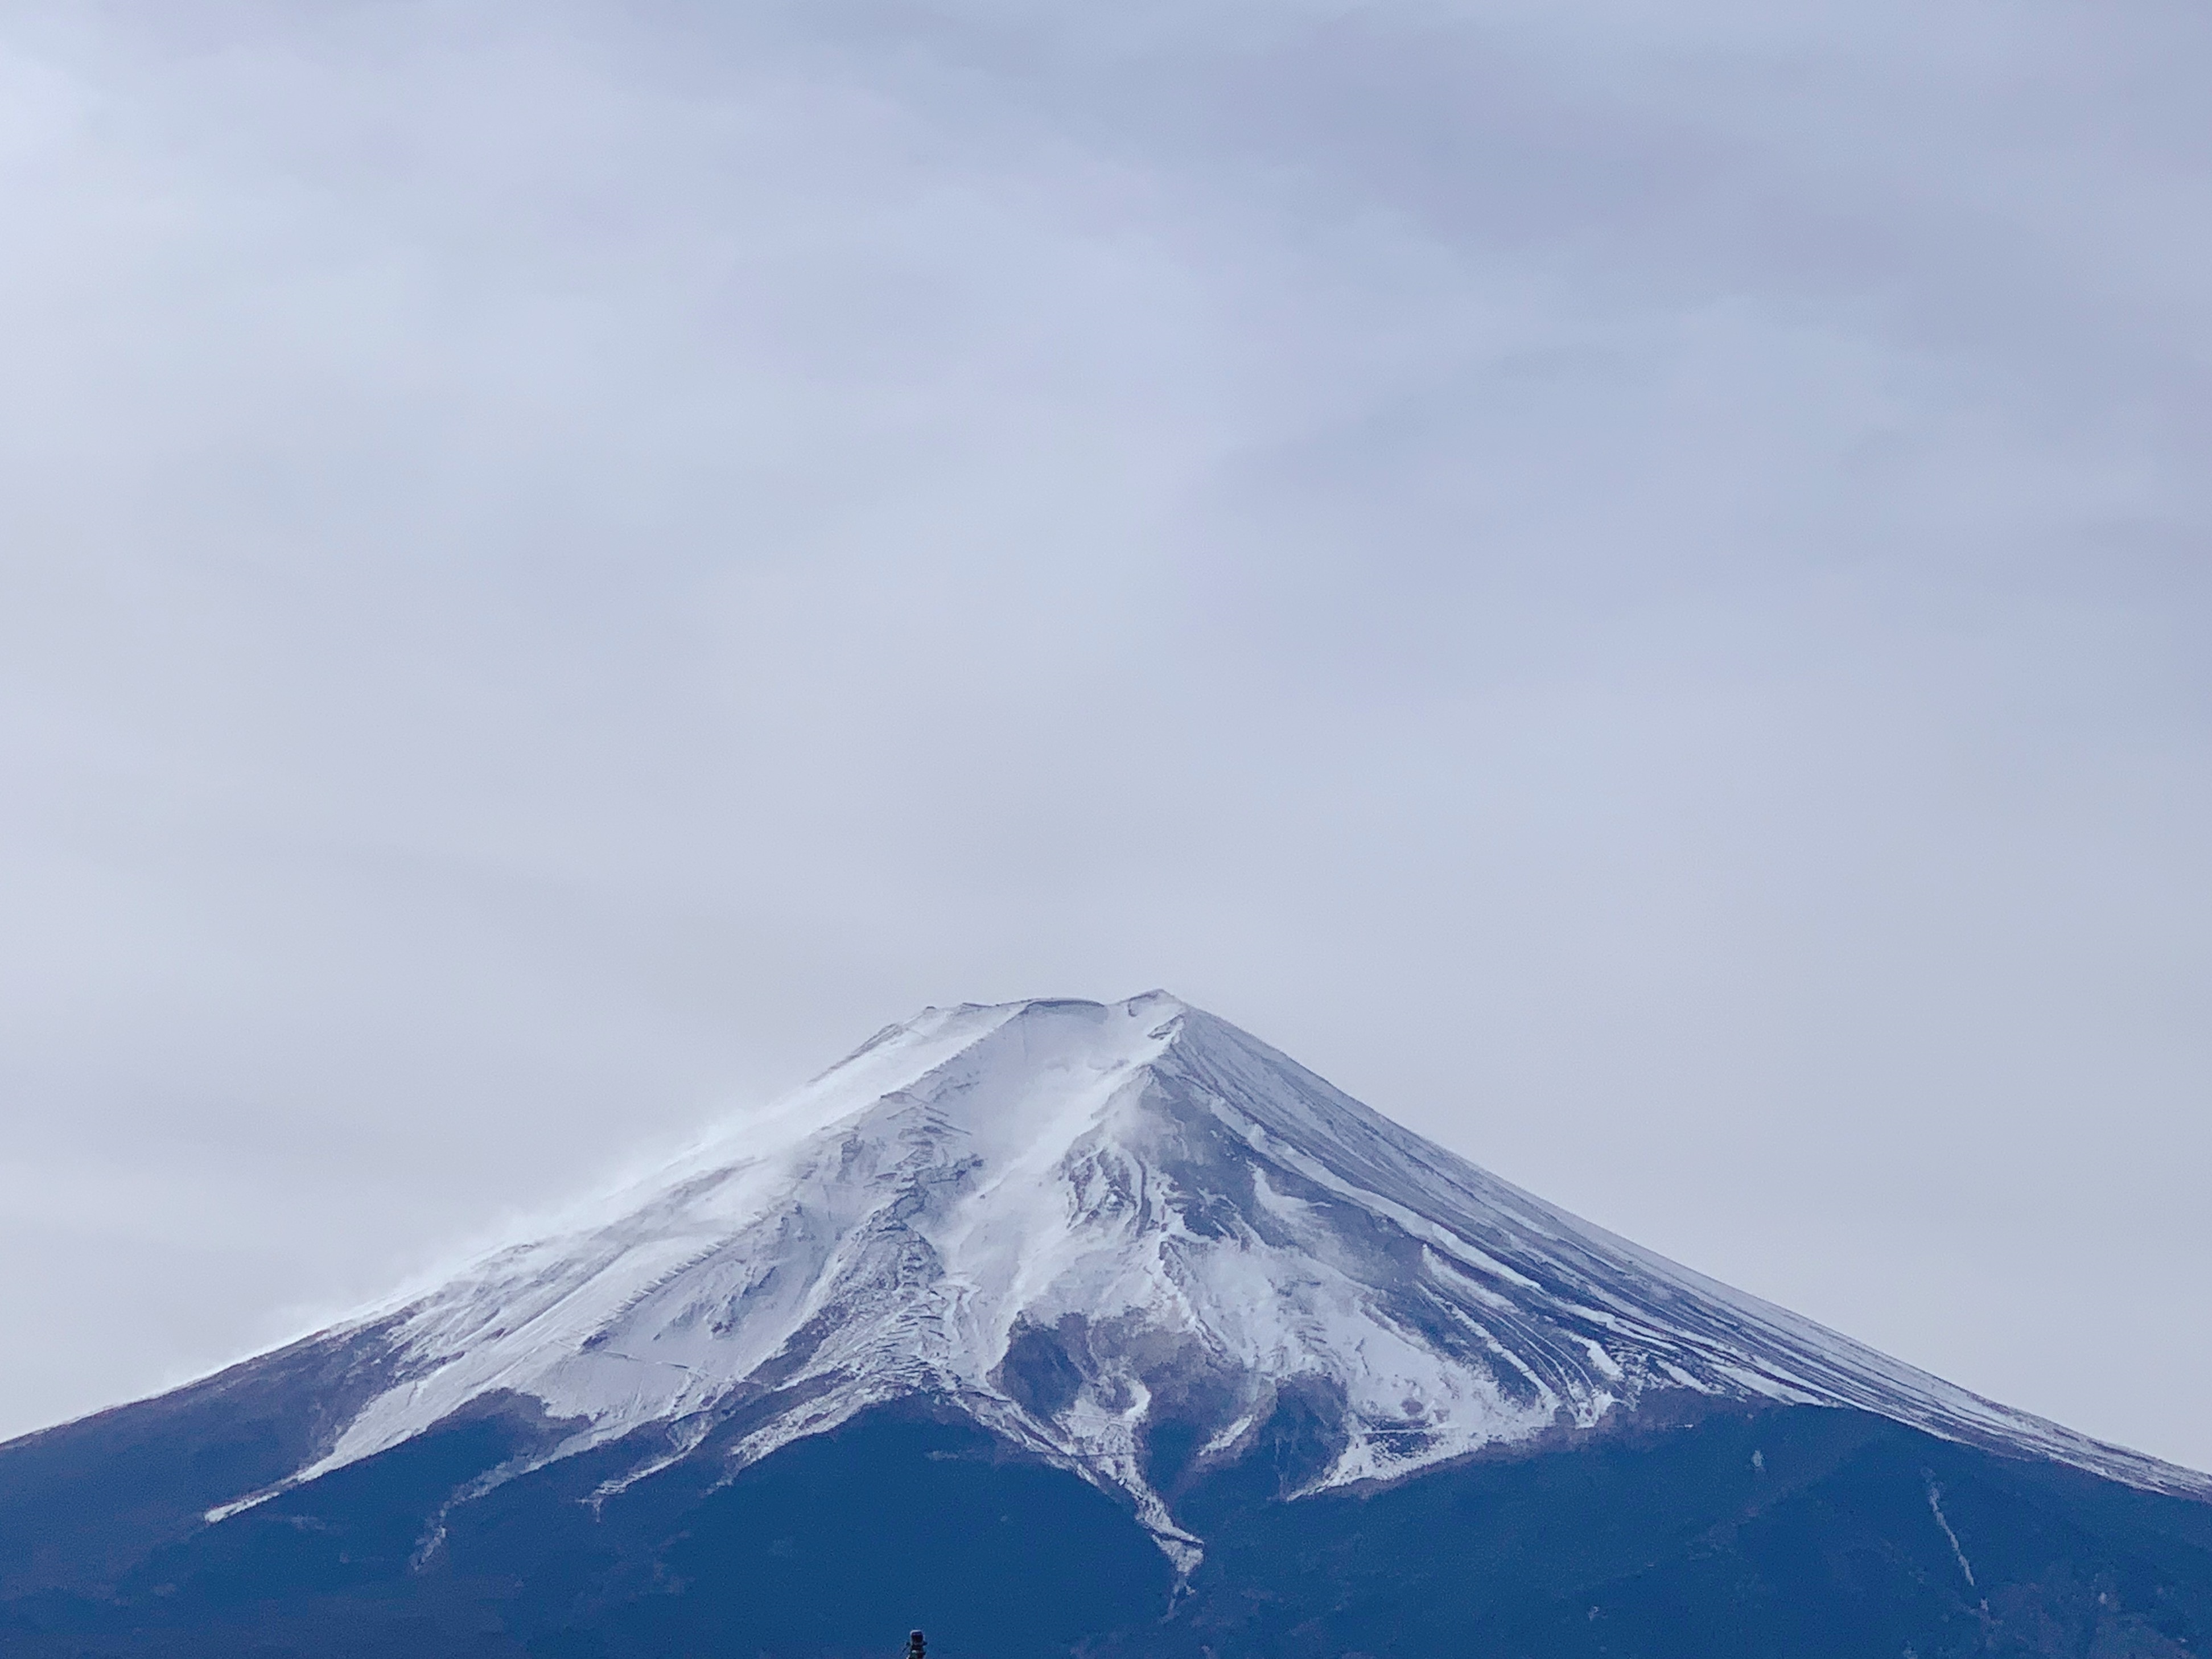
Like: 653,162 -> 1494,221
9,991 -> 2212,1659
217,991 -> 2205,1566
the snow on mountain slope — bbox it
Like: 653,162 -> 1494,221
218,992 -> 2209,1559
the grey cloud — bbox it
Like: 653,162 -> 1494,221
0,0 -> 2206,1472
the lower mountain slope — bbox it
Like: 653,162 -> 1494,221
6,1390 -> 2211,1658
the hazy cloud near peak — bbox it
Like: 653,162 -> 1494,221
1,0 -> 2207,1469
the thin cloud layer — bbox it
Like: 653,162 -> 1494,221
0,0 -> 2206,1468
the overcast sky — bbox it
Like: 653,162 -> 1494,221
2,0 -> 2207,1472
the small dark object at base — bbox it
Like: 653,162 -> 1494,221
906,1629 -> 926,1659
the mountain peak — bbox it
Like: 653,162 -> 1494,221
213,994 -> 2206,1555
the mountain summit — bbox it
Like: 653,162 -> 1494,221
6,994 -> 2210,1659
246,991 -> 2201,1565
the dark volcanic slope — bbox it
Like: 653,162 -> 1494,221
5,1393 -> 2211,1658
